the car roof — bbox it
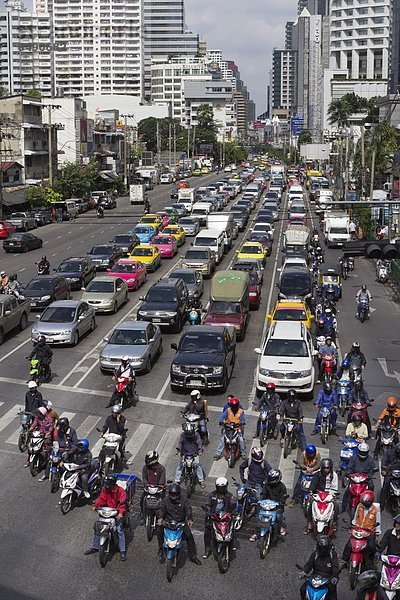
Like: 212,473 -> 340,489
113,320 -> 150,331
170,268 -> 196,275
275,300 -> 306,308
268,321 -> 306,339
181,325 -> 229,335
151,278 -> 182,288
88,276 -> 118,282
46,300 -> 82,307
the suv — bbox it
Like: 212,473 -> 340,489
23,275 -> 70,310
137,278 -> 189,332
278,266 -> 312,300
254,321 -> 316,396
181,247 -> 216,279
170,325 -> 236,391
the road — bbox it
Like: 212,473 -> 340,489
0,173 -> 399,599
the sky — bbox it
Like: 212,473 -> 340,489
185,0 -> 298,115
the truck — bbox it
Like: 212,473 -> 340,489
135,168 -> 159,189
177,187 -> 195,211
8,212 -> 36,231
206,213 -> 235,251
270,163 -> 285,176
284,225 -> 310,248
324,214 -> 350,248
130,184 -> 146,205
0,295 -> 30,345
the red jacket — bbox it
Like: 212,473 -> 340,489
93,485 -> 127,515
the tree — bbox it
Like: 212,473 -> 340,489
297,130 -> 312,146
328,94 -> 378,127
52,158 -> 98,199
25,186 -> 46,207
0,87 -> 7,98
223,142 -> 246,165
137,117 -> 187,154
26,89 -> 42,98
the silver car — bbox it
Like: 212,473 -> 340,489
100,321 -> 162,374
81,276 -> 128,313
178,217 -> 200,236
169,268 -> 204,299
31,300 -> 96,345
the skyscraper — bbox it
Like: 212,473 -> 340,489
285,22 -> 294,50
272,49 -> 297,111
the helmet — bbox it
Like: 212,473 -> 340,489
216,476 -> 228,494
77,438 -> 89,452
0,271 -> 5,276
358,443 -> 369,459
58,417 -> 69,432
190,389 -> 201,400
43,400 -> 52,410
229,397 -> 240,407
325,308 -> 332,315
358,570 -> 380,591
387,397 -> 398,412
352,342 -> 360,351
316,535 -> 331,557
287,389 -> 297,402
323,382 -> 332,393
360,490 -> 374,508
266,382 -> 276,392
42,255 -> 47,261
122,355 -> 130,363
305,444 -> 316,456
362,284 -> 367,292
111,405 -> 122,414
267,469 -> 282,485
251,447 -> 264,463
145,450 -> 159,467
28,380 -> 37,389
104,474 -> 117,489
354,379 -> 363,389
393,514 -> 400,526
320,458 -> 333,474
352,413 -> 362,424
325,335 -> 332,342
183,422 -> 196,438
342,357 -> 350,368
168,483 -> 181,502
37,406 -> 47,416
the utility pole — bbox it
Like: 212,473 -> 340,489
121,113 -> 134,187
0,118 -> 17,220
43,104 -> 61,187
156,120 -> 161,166
168,122 -> 172,169
361,125 -> 366,199
186,126 -> 190,169
192,124 -> 196,161
173,123 -> 176,170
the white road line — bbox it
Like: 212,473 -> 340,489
19,268 -> 25,272
156,427 -> 181,465
56,235 -> 62,239
156,376 -> 171,400
44,241 -> 49,244
76,415 -> 101,439
58,411 -> 76,422
0,338 -> 31,364
91,436 -> 105,458
66,246 -> 72,250
79,226 -> 84,230
68,231 -> 72,234
73,357 -> 101,388
125,423 -> 154,464
51,253 -> 57,257
80,240 -> 84,243
0,405 -> 23,433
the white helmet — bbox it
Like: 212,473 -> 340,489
28,381 -> 37,389
190,389 -> 201,399
216,476 -> 228,494
122,355 -> 130,362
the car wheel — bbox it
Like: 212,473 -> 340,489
72,331 -> 79,346
112,302 -> 117,314
124,292 -> 128,303
144,357 -> 152,374
19,313 -> 28,331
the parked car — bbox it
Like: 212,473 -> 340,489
54,257 -> 96,290
33,207 -> 52,226
137,278 -> 189,333
86,244 -> 122,270
23,275 -> 70,310
0,221 -> 16,239
100,321 -> 162,374
3,232 -> 43,253
31,300 -> 96,346
107,259 -> 147,291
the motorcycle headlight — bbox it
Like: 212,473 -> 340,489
41,295 -> 51,301
300,369 -> 312,377
171,364 -> 182,374
212,366 -> 223,375
259,368 -> 270,376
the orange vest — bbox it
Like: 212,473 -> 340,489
226,407 -> 243,425
354,504 -> 379,532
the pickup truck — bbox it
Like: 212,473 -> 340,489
8,212 -> 37,231
0,295 -> 30,344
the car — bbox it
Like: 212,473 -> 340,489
128,244 -> 161,272
139,214 -> 163,232
107,259 -> 147,291
248,271 -> 262,310
178,216 -> 200,236
3,232 -> 43,253
33,207 -> 53,226
160,173 -> 174,184
201,167 -> 210,174
170,187 -> 179,200
281,257 -> 308,270
181,247 -> 216,279
100,321 -> 162,374
155,212 -> 171,228
247,232 -> 273,255
23,275 -> 71,310
81,276 -> 128,313
251,223 -> 275,240
31,300 -> 96,346
176,180 -> 189,189
131,224 -> 157,244
267,300 -> 314,330
109,233 -> 140,256
169,268 -> 204,299
278,265 -> 313,300
231,258 -> 264,283
254,321 -> 316,396
282,245 -> 309,265
86,244 -> 122,270
236,242 -> 267,266
137,278 -> 189,332
229,211 -> 247,231
224,166 -> 232,173
192,169 -> 202,177
0,221 -> 16,239
54,257 -> 96,290
170,325 -> 236,392
98,196 -> 116,209
150,234 -> 178,258
170,203 -> 187,217
162,207 -> 180,224
161,225 -> 186,246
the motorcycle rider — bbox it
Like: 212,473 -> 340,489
356,570 -> 386,600
279,389 -> 306,451
140,450 -> 166,519
7,274 -> 24,300
100,405 -> 127,462
175,422 -> 206,489
253,382 -> 280,437
156,483 -> 201,565
348,379 -> 372,435
249,468 -> 288,541
42,399 -> 59,424
27,335 -> 53,382
106,356 -> 135,408
188,291 -> 202,315
341,443 -> 375,512
345,342 -> 367,375
63,438 -> 93,499
321,308 -> 337,338
342,490 -> 380,568
345,413 -> 368,440
308,458 -> 339,534
299,535 -> 340,600
144,198 -> 150,213
214,397 -> 246,460
317,336 -> 338,382
96,204 -> 104,218
24,381 -> 44,414
335,357 -> 352,381
380,443 -> 400,511
181,390 -> 209,444
0,270 -> 9,292
25,406 -> 53,467
289,444 -> 321,507
356,284 -> 372,318
312,382 -> 338,436
378,514 -> 400,556
84,474 -> 127,561
39,417 -> 78,482
203,476 -> 237,559
374,397 -> 400,459
37,255 -> 50,275
239,447 -> 272,500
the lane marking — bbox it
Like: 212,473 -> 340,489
156,376 -> 171,401
377,357 -> 400,384
0,338 -> 31,364
156,427 -> 181,466
0,405 -> 23,433
19,268 -> 25,272
76,415 -> 101,439
125,423 -> 155,465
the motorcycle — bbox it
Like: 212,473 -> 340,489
310,490 -> 336,537
336,379 -> 351,417
223,423 -> 241,468
180,454 -> 202,498
347,526 -> 375,590
388,469 -> 400,515
27,430 -> 50,477
347,400 -> 373,432
347,473 -> 370,518
182,412 -> 209,446
297,564 -> 336,600
36,262 -> 50,275
319,405 -> 334,445
376,420 -> 398,458
320,354 -> 336,382
380,554 -> 400,599
205,510 -> 235,574
257,407 -> 277,446
59,460 -> 101,514
17,410 -> 33,452
294,463 -> 318,519
337,438 -> 360,488
357,298 -> 370,323
340,259 -> 349,280
97,206 -> 104,219
162,520 -> 184,582
232,477 -> 257,530
49,443 -> 63,493
93,507 -> 130,567
377,263 -> 389,284
98,431 -> 124,477
282,418 -> 299,459
143,484 -> 164,541
109,376 -> 137,410
256,499 -> 281,559
188,308 -> 201,325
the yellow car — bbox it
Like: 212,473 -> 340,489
139,214 -> 162,232
266,300 -> 314,329
128,244 -> 161,272
236,242 -> 267,265
201,167 -> 210,174
192,169 -> 202,176
162,225 -> 186,246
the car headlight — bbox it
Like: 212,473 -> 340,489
134,357 -> 145,364
171,364 -> 182,374
164,311 -> 177,317
41,295 -> 51,301
259,368 -> 271,376
128,278 -> 137,282
300,369 -> 312,377
70,277 -> 79,282
138,310 -> 148,316
212,366 -> 223,375
62,330 -> 73,334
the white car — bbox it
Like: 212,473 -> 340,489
224,165 -> 232,173
254,321 -> 316,395
280,257 -> 308,270
160,173 -> 173,184
251,222 -> 274,240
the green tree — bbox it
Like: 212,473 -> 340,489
25,186 -> 46,207
52,159 -> 98,199
0,87 -> 7,98
297,130 -> 312,146
26,89 -> 42,98
44,187 -> 62,203
328,94 -> 377,127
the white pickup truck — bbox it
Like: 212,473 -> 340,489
8,212 -> 36,231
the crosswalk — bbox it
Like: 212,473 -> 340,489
0,402 -> 332,490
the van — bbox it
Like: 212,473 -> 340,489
193,228 -> 225,264
50,200 -> 78,220
206,213 -> 235,252
191,202 -> 213,225
316,190 -> 333,213
203,270 -> 249,340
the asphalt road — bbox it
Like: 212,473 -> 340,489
1,173 -> 399,600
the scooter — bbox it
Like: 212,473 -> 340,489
98,431 -> 124,477
143,484 -> 164,541
297,564 -> 335,600
182,412 -> 209,446
337,438 -> 360,488
347,526 -> 375,590
319,405 -> 334,445
17,410 -> 33,453
348,257 -> 355,271
377,263 -> 389,284
388,469 -> 400,515
94,507 -> 125,567
347,400 -> 373,435
188,308 -> 201,325
180,454 -> 202,498
380,554 -> 400,599
294,461 -> 318,519
109,377 -> 137,410
282,418 -> 299,459
232,477 -> 258,530
59,460 -> 101,514
162,520 -> 184,582
49,443 -> 63,493
336,379 -> 351,417
209,511 -> 235,573
257,407 -> 277,446
347,473 -> 370,518
223,423 -> 241,468
375,421 -> 398,458
27,430 -> 50,477
256,499 -> 281,559
357,298 -> 370,323
310,491 -> 336,536
320,354 -> 336,383
97,206 -> 104,219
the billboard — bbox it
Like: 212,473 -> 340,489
199,144 -> 213,155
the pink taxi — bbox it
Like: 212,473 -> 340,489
156,211 -> 171,229
107,259 -> 147,291
150,234 -> 178,258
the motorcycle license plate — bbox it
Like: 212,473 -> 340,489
341,450 -> 353,459
152,318 -> 161,323
188,380 -> 202,387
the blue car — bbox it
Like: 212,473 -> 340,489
130,224 -> 157,244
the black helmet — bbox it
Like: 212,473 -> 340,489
215,476 -> 228,495
358,570 -> 380,591
42,255 -> 47,261
316,535 -> 331,557
145,450 -> 159,467
393,514 -> 400,526
183,422 -> 196,439
354,379 -> 363,389
58,417 -> 69,432
251,447 -> 264,463
320,458 -> 333,474
168,483 -> 181,502
287,389 -> 297,403
104,474 -> 117,488
267,469 -> 282,485
38,335 -> 46,343
323,382 -> 332,393
362,284 -> 367,292
352,413 -> 362,424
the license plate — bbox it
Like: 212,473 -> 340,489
8,242 -> 14,246
46,338 -> 53,342
31,302 -> 37,307
276,380 -> 286,385
188,380 -> 203,387
153,318 -> 161,323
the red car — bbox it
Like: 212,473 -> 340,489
107,259 -> 147,291
150,234 -> 178,258
248,270 -> 262,310
0,221 -> 16,239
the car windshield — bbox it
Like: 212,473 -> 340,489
185,250 -> 208,260
264,339 -> 309,357
241,245 -> 262,254
141,217 -> 157,224
280,274 -> 310,296
171,271 -> 195,283
112,263 -> 138,273
134,227 -> 150,234
58,262 -> 82,273
26,278 -> 54,290
330,227 -> 348,234
145,288 -> 177,302
153,237 -> 172,245
109,329 -> 147,345
322,274 -> 339,282
90,246 -> 112,255
86,281 -> 114,293
209,301 -> 241,314
275,309 -> 307,321
113,235 -> 131,244
192,209 -> 207,215
180,218 -> 195,225
41,307 -> 76,323
194,237 -> 217,247
180,333 -> 223,352
132,248 -> 153,257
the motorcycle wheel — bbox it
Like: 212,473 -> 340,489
320,425 -> 328,445
228,451 -> 235,469
349,562 -> 360,590
340,402 -> 347,418
166,557 -> 174,582
359,311 -> 365,324
283,435 -> 290,459
234,508 -> 245,531
18,432 -> 28,453
259,429 -> 267,447
146,514 -> 154,542
99,541 -> 109,568
60,494 -> 73,515
218,545 -> 230,574
185,476 -> 192,499
105,458 -> 115,477
50,472 -> 60,493
260,531 -> 271,559
30,456 -> 40,477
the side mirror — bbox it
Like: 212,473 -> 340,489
139,296 -> 144,301
171,343 -> 178,350
4,310 -> 11,316
254,347 -> 262,355
103,336 -> 109,342
149,337 -> 155,343
36,314 -> 40,319
266,314 -> 272,320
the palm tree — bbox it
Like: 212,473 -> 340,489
328,97 -> 352,127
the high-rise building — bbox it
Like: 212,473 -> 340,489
0,0 -> 53,96
206,50 -> 235,86
285,21 -> 294,50
272,49 -> 297,111
298,0 -> 308,14
390,0 -> 400,93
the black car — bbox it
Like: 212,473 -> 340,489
278,266 -> 312,300
170,187 -> 179,200
86,244 -> 122,270
54,257 -> 96,290
110,233 -> 140,256
98,196 -> 116,209
170,325 -> 236,392
23,275 -> 70,309
137,278 -> 189,333
3,232 -> 43,253
282,245 -> 309,264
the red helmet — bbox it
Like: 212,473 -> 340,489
266,382 -> 276,391
229,397 -> 240,407
360,490 -> 374,508
387,397 -> 398,412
